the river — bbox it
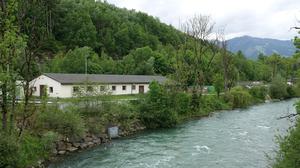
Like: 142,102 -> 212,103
49,99 -> 298,168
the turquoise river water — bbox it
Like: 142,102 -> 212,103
49,99 -> 298,168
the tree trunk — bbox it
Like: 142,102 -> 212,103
0,0 -> 6,12
9,81 -> 16,132
1,83 -> 8,130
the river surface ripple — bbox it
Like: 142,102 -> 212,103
49,99 -> 298,168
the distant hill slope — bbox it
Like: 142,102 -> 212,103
227,36 -> 296,59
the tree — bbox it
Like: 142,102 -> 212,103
61,47 -> 102,74
0,0 -> 26,131
54,0 -> 98,49
213,73 -> 224,97
139,81 -> 179,128
269,75 -> 288,99
219,29 -> 232,91
121,46 -> 155,75
266,54 -> 282,80
177,14 -> 218,96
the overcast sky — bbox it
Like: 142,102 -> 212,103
107,0 -> 300,40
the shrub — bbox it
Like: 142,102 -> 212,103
173,92 -> 191,116
272,101 -> 300,168
200,95 -> 230,113
0,133 -> 19,168
0,132 -> 57,168
286,86 -> 297,98
37,107 -> 86,138
76,96 -> 140,134
249,86 -> 268,102
18,132 -> 57,167
213,73 -> 224,97
269,75 -> 288,99
139,81 -> 179,128
228,86 -> 252,108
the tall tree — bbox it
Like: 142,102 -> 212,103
177,14 -> 218,94
0,0 -> 26,131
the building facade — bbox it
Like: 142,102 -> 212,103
30,73 -> 167,98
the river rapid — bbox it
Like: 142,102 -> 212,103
49,99 -> 298,168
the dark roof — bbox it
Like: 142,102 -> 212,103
44,73 -> 167,85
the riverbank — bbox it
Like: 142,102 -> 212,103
45,94 -> 295,168
48,98 -> 298,168
28,82 -> 300,167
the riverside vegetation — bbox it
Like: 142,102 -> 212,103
1,0 -> 300,167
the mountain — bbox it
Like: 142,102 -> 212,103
227,36 -> 296,59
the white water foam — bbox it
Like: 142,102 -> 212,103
257,125 -> 270,129
194,145 -> 211,154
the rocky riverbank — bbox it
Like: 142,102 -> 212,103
39,124 -> 146,167
54,133 -> 109,156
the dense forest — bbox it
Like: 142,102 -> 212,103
1,0 -> 299,82
1,0 -> 300,167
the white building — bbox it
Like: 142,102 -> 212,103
30,73 -> 167,98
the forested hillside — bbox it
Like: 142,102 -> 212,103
1,1 -> 300,167
227,36 -> 296,59
12,0 -> 297,84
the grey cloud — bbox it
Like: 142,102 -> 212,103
107,0 -> 300,40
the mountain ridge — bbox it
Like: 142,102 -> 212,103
227,35 -> 296,59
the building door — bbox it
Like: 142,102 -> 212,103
138,85 -> 144,94
40,85 -> 46,97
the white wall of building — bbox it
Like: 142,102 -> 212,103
108,84 -> 149,95
30,75 -> 151,98
30,75 -> 62,97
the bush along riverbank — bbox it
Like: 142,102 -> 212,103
1,79 -> 300,168
48,78 -> 300,163
271,100 -> 300,168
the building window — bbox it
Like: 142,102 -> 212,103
49,87 -> 53,93
132,85 -> 136,90
73,86 -> 79,93
100,85 -> 105,91
122,85 -> 126,91
87,86 -> 93,92
112,85 -> 116,91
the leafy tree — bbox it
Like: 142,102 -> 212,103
213,73 -> 224,97
61,47 -> 102,74
227,86 -> 252,108
121,46 -> 155,75
0,132 -> 19,167
36,107 -> 86,138
54,0 -> 98,49
140,81 -> 179,128
269,75 -> 288,99
272,101 -> 300,168
0,0 -> 26,131
249,86 -> 268,102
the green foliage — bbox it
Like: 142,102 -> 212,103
0,131 -> 57,168
249,86 -> 268,102
139,81 -> 179,128
173,92 -> 191,116
286,86 -> 297,98
213,73 -> 224,97
55,0 -> 98,49
77,96 -> 139,134
272,101 -> 300,168
61,47 -> 102,74
0,133 -> 19,168
121,46 -> 156,75
270,75 -> 288,99
199,95 -> 230,115
36,106 -> 86,138
18,132 -> 57,167
227,86 -> 252,108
